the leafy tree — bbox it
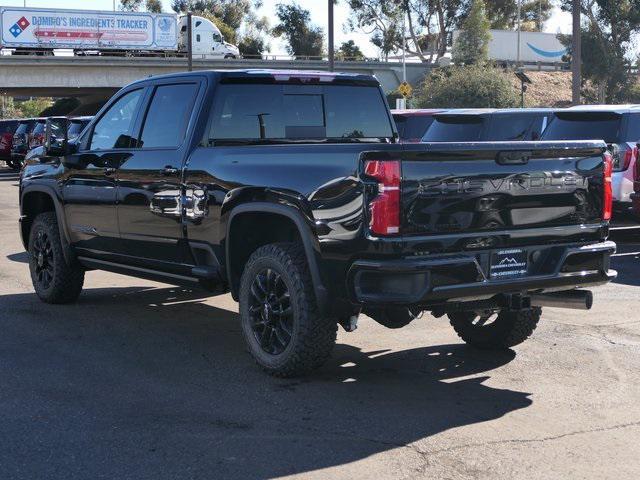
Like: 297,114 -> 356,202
120,0 -> 162,12
415,65 -> 518,108
558,0 -> 640,103
120,0 -> 143,11
483,0 -> 553,31
272,3 -> 324,59
171,1 -> 267,48
238,11 -> 270,56
346,1 -> 553,63
0,97 -> 20,119
453,0 -> 491,65
18,98 -> 53,117
336,40 -> 365,61
146,0 -> 162,13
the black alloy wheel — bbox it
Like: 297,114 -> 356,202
32,230 -> 55,290
248,268 -> 293,355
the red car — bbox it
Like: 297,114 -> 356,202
391,109 -> 442,143
0,119 -> 19,164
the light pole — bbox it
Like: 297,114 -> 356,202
516,0 -> 521,66
571,0 -> 581,105
402,11 -> 407,84
328,0 -> 335,71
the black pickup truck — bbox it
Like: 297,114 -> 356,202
19,70 -> 616,377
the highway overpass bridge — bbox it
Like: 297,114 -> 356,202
0,56 -> 434,102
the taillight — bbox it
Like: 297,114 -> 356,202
622,145 -> 638,171
364,160 -> 401,235
603,152 -> 613,221
635,144 -> 640,184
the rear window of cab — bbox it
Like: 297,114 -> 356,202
208,83 -> 394,143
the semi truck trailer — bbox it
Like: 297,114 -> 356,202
0,7 -> 239,58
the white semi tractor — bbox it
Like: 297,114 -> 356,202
0,6 -> 240,58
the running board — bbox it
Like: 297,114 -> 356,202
77,257 -> 202,287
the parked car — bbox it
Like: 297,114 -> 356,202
422,108 -> 556,142
0,118 -> 19,164
541,105 -> 640,212
20,70 -> 615,377
28,118 -> 48,150
10,118 -> 41,170
67,116 -> 93,141
391,109 -> 442,143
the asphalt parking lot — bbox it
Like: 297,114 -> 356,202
1,166 -> 639,480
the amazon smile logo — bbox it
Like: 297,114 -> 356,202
527,42 -> 568,58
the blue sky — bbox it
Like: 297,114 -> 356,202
2,0 -> 572,57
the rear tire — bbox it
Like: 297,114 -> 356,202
239,243 -> 337,377
28,212 -> 85,304
448,308 -> 541,349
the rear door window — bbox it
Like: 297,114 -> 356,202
139,83 -> 199,148
208,83 -> 393,143
422,115 -> 484,142
542,112 -> 623,143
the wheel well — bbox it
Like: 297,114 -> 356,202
227,212 -> 303,297
21,191 -> 56,247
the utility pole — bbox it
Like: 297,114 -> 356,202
516,0 -> 522,66
328,0 -> 335,71
402,12 -> 407,84
187,12 -> 193,72
571,0 -> 581,105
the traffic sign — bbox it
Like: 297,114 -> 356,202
398,81 -> 413,98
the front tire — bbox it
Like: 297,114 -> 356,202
239,243 -> 337,377
448,308 -> 541,349
28,212 -> 85,304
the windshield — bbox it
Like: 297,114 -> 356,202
542,112 -> 622,143
394,115 -> 435,141
422,115 -> 485,142
209,83 -> 394,143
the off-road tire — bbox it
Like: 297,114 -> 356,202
239,243 -> 337,377
28,212 -> 84,304
448,307 -> 541,349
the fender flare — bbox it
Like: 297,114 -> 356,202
20,184 -> 73,263
226,202 -> 328,314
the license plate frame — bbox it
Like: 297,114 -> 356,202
489,248 -> 528,279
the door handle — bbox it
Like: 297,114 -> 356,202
161,166 -> 179,176
104,167 -> 116,175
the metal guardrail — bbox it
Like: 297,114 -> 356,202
0,48 -> 571,71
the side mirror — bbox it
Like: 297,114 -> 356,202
44,117 -> 70,157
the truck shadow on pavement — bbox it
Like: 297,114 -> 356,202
0,286 -> 531,479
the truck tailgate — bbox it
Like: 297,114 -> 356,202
399,141 -> 607,236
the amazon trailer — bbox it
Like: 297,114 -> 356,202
0,7 -> 178,54
453,29 -> 568,65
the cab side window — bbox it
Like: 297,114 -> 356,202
90,89 -> 143,151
